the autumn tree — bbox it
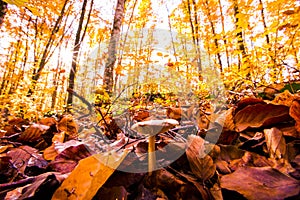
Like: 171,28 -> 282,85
67,0 -> 94,106
103,0 -> 126,95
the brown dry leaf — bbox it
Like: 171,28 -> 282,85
99,115 -> 122,140
5,172 -> 67,199
133,109 -> 150,121
289,99 -> 300,133
0,155 -> 17,184
166,107 -> 182,120
264,128 -> 286,159
48,142 -> 92,173
234,103 -> 291,132
16,172 -> 67,200
223,107 -> 235,131
220,166 -> 300,200
7,146 -> 47,175
273,90 -> 296,106
18,123 -> 49,143
52,151 -> 128,200
58,115 -> 78,139
3,118 -> 28,136
277,124 -> 299,138
38,117 -> 57,127
186,135 -> 216,181
235,97 -> 265,113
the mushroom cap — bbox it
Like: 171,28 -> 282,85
131,119 -> 179,137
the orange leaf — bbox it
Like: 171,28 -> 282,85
52,151 -> 128,200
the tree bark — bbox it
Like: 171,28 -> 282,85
233,0 -> 247,69
67,0 -> 89,106
103,0 -> 126,95
203,0 -> 223,72
0,0 -> 7,26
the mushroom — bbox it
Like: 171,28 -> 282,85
131,119 -> 179,173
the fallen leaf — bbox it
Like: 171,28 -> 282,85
18,172 -> 67,200
18,123 -> 49,143
223,107 -> 235,131
235,97 -> 265,114
166,107 -> 182,120
289,99 -> 300,133
133,109 -> 150,121
272,90 -> 296,106
52,151 -> 128,200
3,118 -> 28,136
7,146 -> 47,175
186,135 -> 216,181
0,156 -> 17,184
43,132 -> 66,160
264,128 -> 286,159
234,103 -> 292,132
220,166 -> 300,200
58,115 -> 78,139
48,142 -> 92,173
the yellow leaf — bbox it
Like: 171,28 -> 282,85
51,151 -> 128,200
156,52 -> 163,57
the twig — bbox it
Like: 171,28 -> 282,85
67,88 -> 93,114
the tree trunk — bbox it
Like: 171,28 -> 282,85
233,0 -> 247,69
103,0 -> 126,95
218,0 -> 230,69
67,0 -> 89,106
203,0 -> 223,72
0,0 -> 7,26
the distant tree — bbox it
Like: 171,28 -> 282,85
103,0 -> 126,95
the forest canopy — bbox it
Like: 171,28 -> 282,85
0,0 -> 299,117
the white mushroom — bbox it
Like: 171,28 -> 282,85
131,119 -> 179,173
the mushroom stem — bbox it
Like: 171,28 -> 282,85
148,135 -> 156,173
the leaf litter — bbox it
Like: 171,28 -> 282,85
0,91 -> 299,200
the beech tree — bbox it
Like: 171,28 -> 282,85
103,0 -> 126,95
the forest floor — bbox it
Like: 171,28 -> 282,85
0,86 -> 299,200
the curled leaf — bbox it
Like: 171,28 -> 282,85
234,103 -> 292,132
264,128 -> 286,159
186,135 -> 216,181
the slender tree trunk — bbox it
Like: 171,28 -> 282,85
233,0 -> 247,69
103,0 -> 126,95
67,0 -> 90,106
0,0 -> 7,26
218,0 -> 230,69
203,0 -> 223,71
186,0 -> 203,74
259,0 -> 276,67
